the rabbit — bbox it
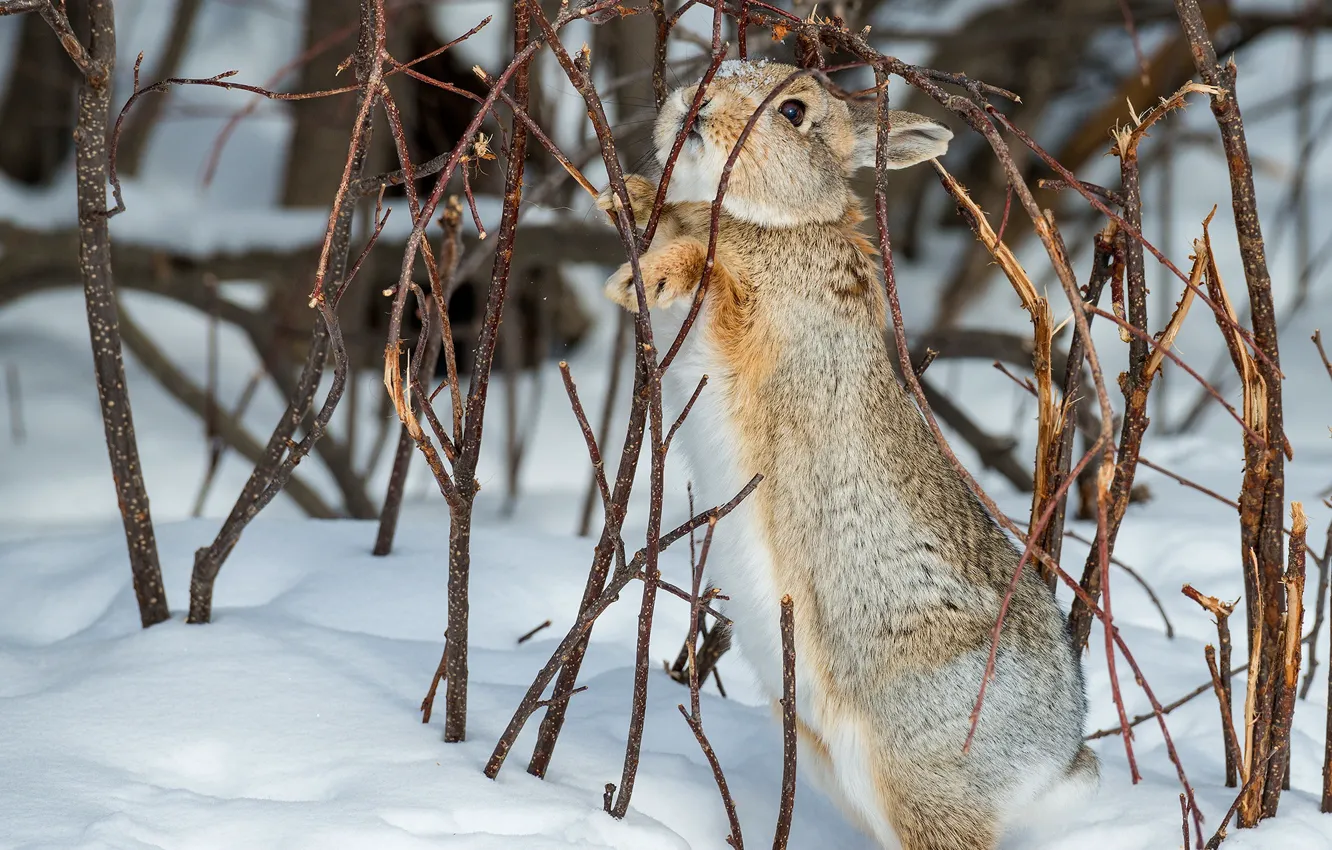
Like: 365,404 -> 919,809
597,59 -> 1097,850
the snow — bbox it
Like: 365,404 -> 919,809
2,0 -> 1332,847
1,510 -> 1331,849
0,521 -> 861,849
714,58 -> 776,80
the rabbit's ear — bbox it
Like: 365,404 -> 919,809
848,101 -> 952,170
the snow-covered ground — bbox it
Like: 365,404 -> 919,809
1,508 -> 1331,850
3,0 -> 1332,848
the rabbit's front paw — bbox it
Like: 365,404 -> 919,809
596,175 -> 658,224
603,240 -> 706,313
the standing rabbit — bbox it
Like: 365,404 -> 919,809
598,60 -> 1097,850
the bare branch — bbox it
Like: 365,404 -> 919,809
773,594 -> 797,850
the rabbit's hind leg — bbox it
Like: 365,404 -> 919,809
787,711 -> 885,844
880,779 -> 999,850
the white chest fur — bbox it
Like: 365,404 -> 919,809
657,303 -> 908,847
654,304 -> 796,707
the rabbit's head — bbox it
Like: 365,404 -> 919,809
654,60 -> 952,227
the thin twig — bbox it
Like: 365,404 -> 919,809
578,312 -> 630,537
518,2 -> 672,793
677,515 -> 743,848
485,474 -> 763,779
1085,662 -> 1250,740
966,441 -> 1103,751
1264,504 -> 1307,807
1300,516 -> 1332,699
188,0 -> 381,626
772,594 -> 797,850
1316,330 -> 1332,383
518,620 -> 553,644
663,376 -> 708,455
1185,584 -> 1240,787
560,362 -> 612,512
1205,645 -> 1244,790
1206,755 -> 1274,849
421,640 -> 447,724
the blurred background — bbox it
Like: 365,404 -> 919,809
0,0 -> 1328,540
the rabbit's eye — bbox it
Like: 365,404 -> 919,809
778,99 -> 806,126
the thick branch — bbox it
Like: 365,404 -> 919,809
60,0 -> 170,627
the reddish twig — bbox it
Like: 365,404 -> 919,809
1085,660 -> 1250,741
1185,585 -> 1240,787
527,12 -> 672,814
1204,645 -> 1244,790
984,107 -> 1276,378
113,57 -> 361,219
965,440 -> 1103,751
1087,305 -> 1261,444
337,198 -> 390,307
559,362 -> 612,512
1063,529 -> 1175,639
1207,753 -> 1276,849
475,67 -> 600,200
460,162 -> 486,239
994,184 -> 1013,244
516,3 -> 666,790
663,375 -> 708,455
1037,177 -> 1126,207
1325,518 -> 1332,813
676,516 -> 744,848
1115,0 -> 1151,87
1055,563 -> 1203,838
578,312 -> 630,537
1139,457 -> 1239,511
485,474 -> 763,779
420,640 -> 448,724
642,44 -> 729,246
1301,515 -> 1332,700
201,15 -> 492,186
1316,330 -> 1332,383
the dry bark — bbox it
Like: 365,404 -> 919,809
1174,0 -> 1287,826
